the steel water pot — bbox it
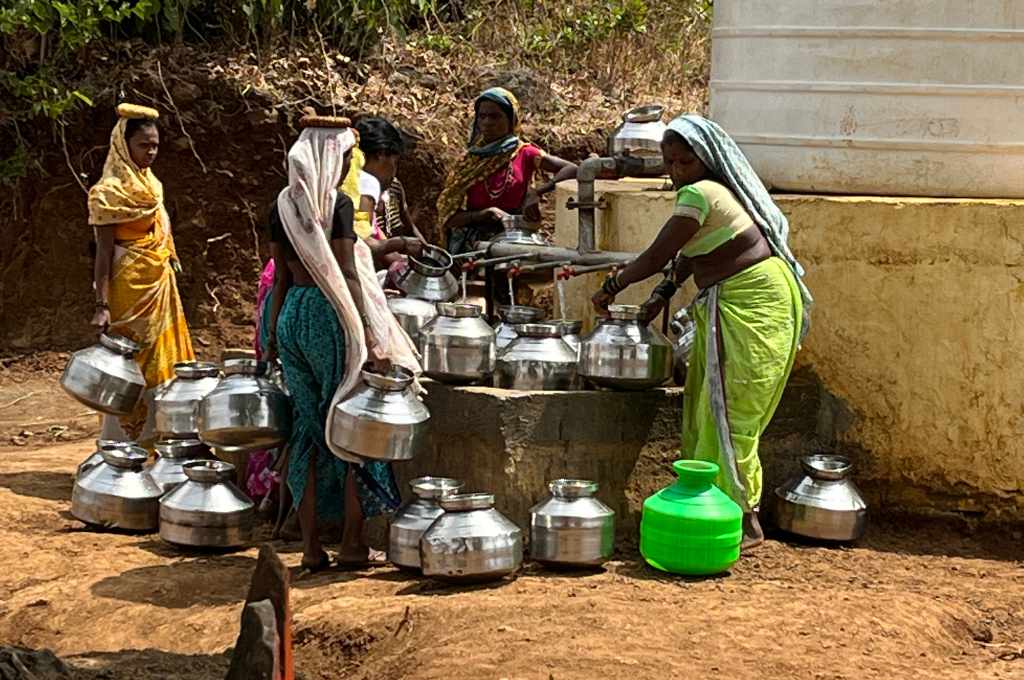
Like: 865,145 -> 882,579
419,303 -> 496,384
71,446 -> 162,531
578,305 -> 672,390
198,358 -> 290,452
493,215 -> 547,246
77,439 -> 136,479
774,455 -> 867,542
329,367 -> 429,462
147,439 -> 212,494
495,322 -> 579,391
159,460 -> 254,549
494,305 -> 544,352
388,295 -> 438,341
153,362 -> 221,438
60,334 -> 145,416
420,493 -> 523,583
530,479 -> 615,567
607,104 -> 668,176
388,476 -> 464,570
396,245 -> 459,302
668,307 -> 696,387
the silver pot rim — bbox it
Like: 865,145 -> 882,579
361,366 -> 414,392
549,479 -> 599,498
100,447 -> 149,469
99,333 -> 140,356
410,476 -> 464,499
183,459 -> 235,483
437,302 -> 483,319
607,304 -> 643,321
623,104 -> 664,124
801,454 -> 852,481
155,439 -> 210,458
409,245 -> 453,277
497,305 -> 544,324
223,358 -> 268,377
174,361 -> 220,379
513,322 -> 563,338
440,492 -> 495,512
554,319 -> 583,334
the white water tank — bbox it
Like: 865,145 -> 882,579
710,1 -> 1024,198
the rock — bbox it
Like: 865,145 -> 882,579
234,544 -> 293,680
225,600 -> 279,680
0,646 -> 69,679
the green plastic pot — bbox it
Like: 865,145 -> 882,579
640,459 -> 743,576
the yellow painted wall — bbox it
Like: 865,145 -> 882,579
553,180 -> 1024,517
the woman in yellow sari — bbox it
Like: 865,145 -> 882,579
87,103 -> 195,443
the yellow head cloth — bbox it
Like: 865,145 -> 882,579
87,104 -> 163,226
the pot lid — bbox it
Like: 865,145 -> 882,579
410,476 -> 464,500
96,439 -> 136,451
155,439 -> 210,458
623,104 -> 665,124
362,366 -> 414,392
498,305 -> 544,324
801,454 -> 852,481
514,322 -> 563,339
99,333 -> 140,356
183,459 -> 235,483
174,361 -> 220,380
437,302 -> 482,319
607,304 -> 643,321
549,478 -> 598,498
440,492 -> 495,512
100,446 -> 149,469
223,358 -> 267,377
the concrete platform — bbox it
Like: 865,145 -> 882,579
399,374 -> 826,538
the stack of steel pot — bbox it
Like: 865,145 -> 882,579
395,245 -> 459,303
388,476 -> 464,570
329,367 -> 429,462
419,303 -> 496,384
420,493 -> 523,582
60,334 -> 145,416
578,304 -> 672,390
530,479 -> 615,567
388,295 -> 438,341
494,305 -> 545,352
198,357 -> 290,452
147,438 -> 212,494
71,446 -> 163,531
495,322 -> 579,391
159,460 -> 254,548
153,361 -> 221,438
774,455 -> 868,542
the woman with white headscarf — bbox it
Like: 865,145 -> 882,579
592,115 -> 812,551
264,109 -> 421,571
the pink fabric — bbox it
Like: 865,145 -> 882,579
246,450 -> 279,499
254,259 -> 276,359
465,143 -> 543,213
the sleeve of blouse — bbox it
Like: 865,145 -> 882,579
331,196 -> 357,241
673,185 -> 709,225
525,143 -> 545,171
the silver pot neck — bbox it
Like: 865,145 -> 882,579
556,319 -> 583,335
801,454 -> 852,481
99,333 -> 140,357
155,439 -> 210,458
549,479 -> 599,498
223,358 -> 268,377
607,304 -> 643,322
498,305 -> 544,324
362,367 -> 414,392
174,361 -> 220,380
437,302 -> 483,319
410,476 -> 464,500
440,492 -> 495,512
623,104 -> 664,124
183,460 -> 235,483
100,447 -> 149,469
514,322 -> 563,339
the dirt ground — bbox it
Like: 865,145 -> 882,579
0,375 -> 1022,680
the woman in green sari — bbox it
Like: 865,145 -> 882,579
592,115 -> 812,550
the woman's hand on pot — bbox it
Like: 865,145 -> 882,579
90,307 -> 111,330
484,207 -> 509,223
591,289 -> 614,317
522,189 -> 542,222
402,237 -> 424,258
639,294 -> 667,325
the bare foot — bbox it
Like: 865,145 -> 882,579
741,512 -> 765,553
300,549 -> 331,574
336,546 -> 387,568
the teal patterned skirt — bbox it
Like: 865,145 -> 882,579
274,286 -> 400,522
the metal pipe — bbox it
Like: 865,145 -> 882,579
478,241 -> 635,266
573,157 -> 618,252
513,259 -> 573,274
462,252 -> 538,270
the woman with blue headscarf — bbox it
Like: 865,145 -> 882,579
592,115 -> 812,550
436,87 -> 578,256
